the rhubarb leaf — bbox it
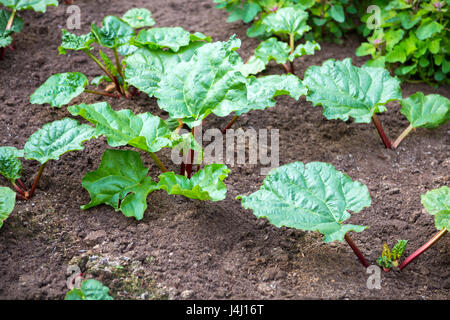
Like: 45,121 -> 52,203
400,92 -> 450,129
124,42 -> 207,96
122,8 -> 155,29
239,56 -> 266,77
0,0 -> 58,12
421,186 -> 449,231
58,29 -> 94,55
81,149 -> 159,220
91,16 -> 134,50
158,164 -> 230,201
30,72 -> 88,108
237,74 -> 307,116
303,58 -> 402,123
0,147 -> 24,182
0,187 -> 15,228
261,6 -> 310,37
237,162 -> 371,243
288,41 -> 321,61
68,102 -> 174,153
254,37 -> 291,64
133,27 -> 207,52
155,36 -> 247,128
24,118 -> 97,164
0,35 -> 11,47
65,280 -> 113,301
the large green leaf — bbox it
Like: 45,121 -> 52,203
91,16 -> 134,50
303,58 -> 402,123
329,3 -> 345,23
30,72 -> 88,108
415,18 -> 444,41
124,42 -> 207,96
158,164 -> 230,201
0,0 -> 58,12
0,9 -> 23,37
261,6 -> 310,37
68,102 -> 174,153
81,149 -> 159,220
288,41 -> 320,61
400,92 -> 450,129
155,36 -> 247,128
24,118 -> 97,165
237,74 -> 307,116
0,147 -> 23,182
237,162 -> 371,243
122,8 -> 155,29
421,186 -> 449,231
58,29 -> 94,55
238,56 -> 266,77
65,279 -> 113,300
254,37 -> 291,64
0,187 -> 15,228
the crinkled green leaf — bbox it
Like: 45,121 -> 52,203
400,92 -> 450,129
0,34 -> 12,47
391,240 -> 408,261
0,0 -> 58,12
261,6 -> 310,37
254,37 -> 291,64
81,149 -> 159,220
58,29 -> 94,55
65,279 -> 113,300
303,58 -> 402,123
124,42 -> 207,96
30,72 -> 88,108
288,41 -> 320,61
238,56 -> 266,77
355,42 -> 376,57
91,16 -> 134,50
0,187 -> 15,228
421,186 -> 449,231
0,147 -> 23,182
133,27 -> 192,52
68,102 -> 174,153
24,118 -> 97,164
91,75 -> 111,86
158,164 -> 230,202
237,74 -> 307,116
0,9 -> 23,37
237,162 -> 371,243
155,36 -> 247,128
122,8 -> 155,29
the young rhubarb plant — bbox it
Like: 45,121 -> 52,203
399,186 -> 449,271
237,161 -> 372,268
391,92 -> 450,148
0,119 -> 97,204
65,279 -> 113,300
0,0 -> 57,59
377,240 -> 408,271
303,58 -> 402,149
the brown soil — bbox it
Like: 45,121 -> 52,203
0,0 -> 449,300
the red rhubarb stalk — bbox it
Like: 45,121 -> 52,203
29,163 -> 46,198
399,229 -> 447,271
221,115 -> 239,134
372,114 -> 392,149
344,233 -> 370,268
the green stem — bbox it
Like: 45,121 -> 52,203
6,9 -> 16,31
29,163 -> 47,198
113,48 -> 128,96
391,124 -> 414,149
289,33 -> 295,74
149,152 -> 168,173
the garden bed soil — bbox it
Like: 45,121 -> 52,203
0,0 -> 449,300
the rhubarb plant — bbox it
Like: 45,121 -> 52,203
303,58 -> 402,149
65,279 -> 113,300
399,186 -> 449,270
237,161 -> 372,267
377,240 -> 408,270
0,119 -> 97,205
0,0 -> 57,58
0,186 -> 15,228
392,92 -> 450,148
